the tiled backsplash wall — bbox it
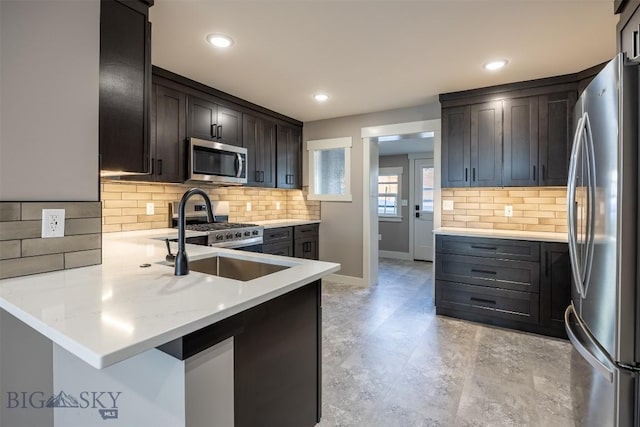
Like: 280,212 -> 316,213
101,180 -> 321,232
441,187 -> 567,233
0,202 -> 102,279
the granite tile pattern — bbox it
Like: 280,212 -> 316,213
0,202 -> 101,279
320,258 -> 590,426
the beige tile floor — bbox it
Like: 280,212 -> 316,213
318,258 -> 590,427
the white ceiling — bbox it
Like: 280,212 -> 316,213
150,1 -> 618,123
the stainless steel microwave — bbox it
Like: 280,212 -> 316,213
187,138 -> 247,185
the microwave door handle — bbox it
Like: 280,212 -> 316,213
236,153 -> 244,178
567,114 -> 585,298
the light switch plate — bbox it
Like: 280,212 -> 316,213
443,200 -> 454,211
42,209 -> 65,238
146,203 -> 154,215
504,205 -> 513,217
401,199 -> 408,206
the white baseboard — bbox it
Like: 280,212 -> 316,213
378,250 -> 413,260
323,273 -> 367,287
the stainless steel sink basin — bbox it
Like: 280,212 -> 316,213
187,256 -> 289,281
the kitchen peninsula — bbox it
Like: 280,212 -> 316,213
0,229 -> 340,427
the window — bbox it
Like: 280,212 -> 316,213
421,166 -> 435,212
378,167 -> 402,221
307,137 -> 352,201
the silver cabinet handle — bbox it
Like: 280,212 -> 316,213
564,303 -> 614,382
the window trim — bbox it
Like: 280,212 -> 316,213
307,137 -> 352,202
378,166 -> 403,221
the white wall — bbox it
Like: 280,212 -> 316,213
303,103 -> 440,278
378,155 -> 410,253
0,0 -> 100,201
0,2 -> 100,426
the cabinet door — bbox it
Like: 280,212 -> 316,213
619,1 -> 640,60
243,114 -> 261,186
187,95 -> 217,141
155,84 -> 186,183
470,101 -> 502,187
277,125 -> 302,189
99,0 -> 151,174
503,97 -> 538,186
243,114 -> 276,188
540,242 -> 571,332
295,236 -> 319,260
217,106 -> 242,147
538,92 -> 575,186
441,106 -> 471,187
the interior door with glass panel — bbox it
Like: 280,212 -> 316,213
414,158 -> 434,261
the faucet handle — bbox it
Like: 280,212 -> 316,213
165,239 -> 176,263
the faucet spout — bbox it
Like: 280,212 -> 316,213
175,188 -> 214,276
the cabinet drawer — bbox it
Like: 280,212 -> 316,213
263,241 -> 294,257
294,223 -> 319,239
436,281 -> 539,325
435,254 -> 540,293
436,235 -> 540,261
263,227 -> 293,244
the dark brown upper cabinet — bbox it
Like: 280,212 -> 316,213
503,97 -> 539,187
187,95 -> 243,147
441,106 -> 471,187
538,91 -> 576,186
440,72 -> 582,188
99,0 -> 153,175
470,101 -> 503,187
441,102 -> 502,187
152,83 -> 186,183
243,113 -> 276,188
276,125 -> 302,189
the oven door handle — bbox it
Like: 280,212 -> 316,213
236,153 -> 244,178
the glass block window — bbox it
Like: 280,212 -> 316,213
307,137 -> 352,202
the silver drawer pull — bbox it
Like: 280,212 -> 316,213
470,245 -> 497,250
470,297 -> 496,305
471,269 -> 497,275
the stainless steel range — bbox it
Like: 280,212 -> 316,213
169,200 -> 263,251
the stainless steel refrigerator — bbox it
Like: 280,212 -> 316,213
565,53 -> 639,426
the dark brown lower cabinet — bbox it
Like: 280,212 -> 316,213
435,235 -> 570,339
157,281 -> 322,427
263,224 -> 320,260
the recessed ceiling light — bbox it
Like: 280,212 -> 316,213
207,34 -> 234,48
484,60 -> 508,71
313,93 -> 329,102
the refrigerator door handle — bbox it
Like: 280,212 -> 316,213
582,113 -> 597,296
565,303 -> 614,382
568,114 -> 586,298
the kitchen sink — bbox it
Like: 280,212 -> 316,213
184,255 -> 289,281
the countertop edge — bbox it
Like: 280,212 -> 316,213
433,227 -> 568,243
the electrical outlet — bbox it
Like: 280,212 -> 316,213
41,209 -> 65,238
146,202 -> 154,215
443,200 -> 454,211
276,201 -> 281,210
246,202 -> 252,212
378,234 -> 382,241
504,205 -> 513,217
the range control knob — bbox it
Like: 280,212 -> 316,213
244,231 -> 251,236
216,235 -> 224,241
226,233 -> 233,239
235,232 -> 242,238
252,230 -> 259,235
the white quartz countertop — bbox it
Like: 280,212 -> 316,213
252,219 -> 321,229
0,229 -> 340,369
434,227 -> 568,243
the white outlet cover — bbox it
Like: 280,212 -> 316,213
504,205 -> 513,217
42,209 -> 65,238
443,200 -> 454,211
246,202 -> 252,212
275,201 -> 281,210
146,202 -> 154,215
401,199 -> 408,206
378,234 -> 382,241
